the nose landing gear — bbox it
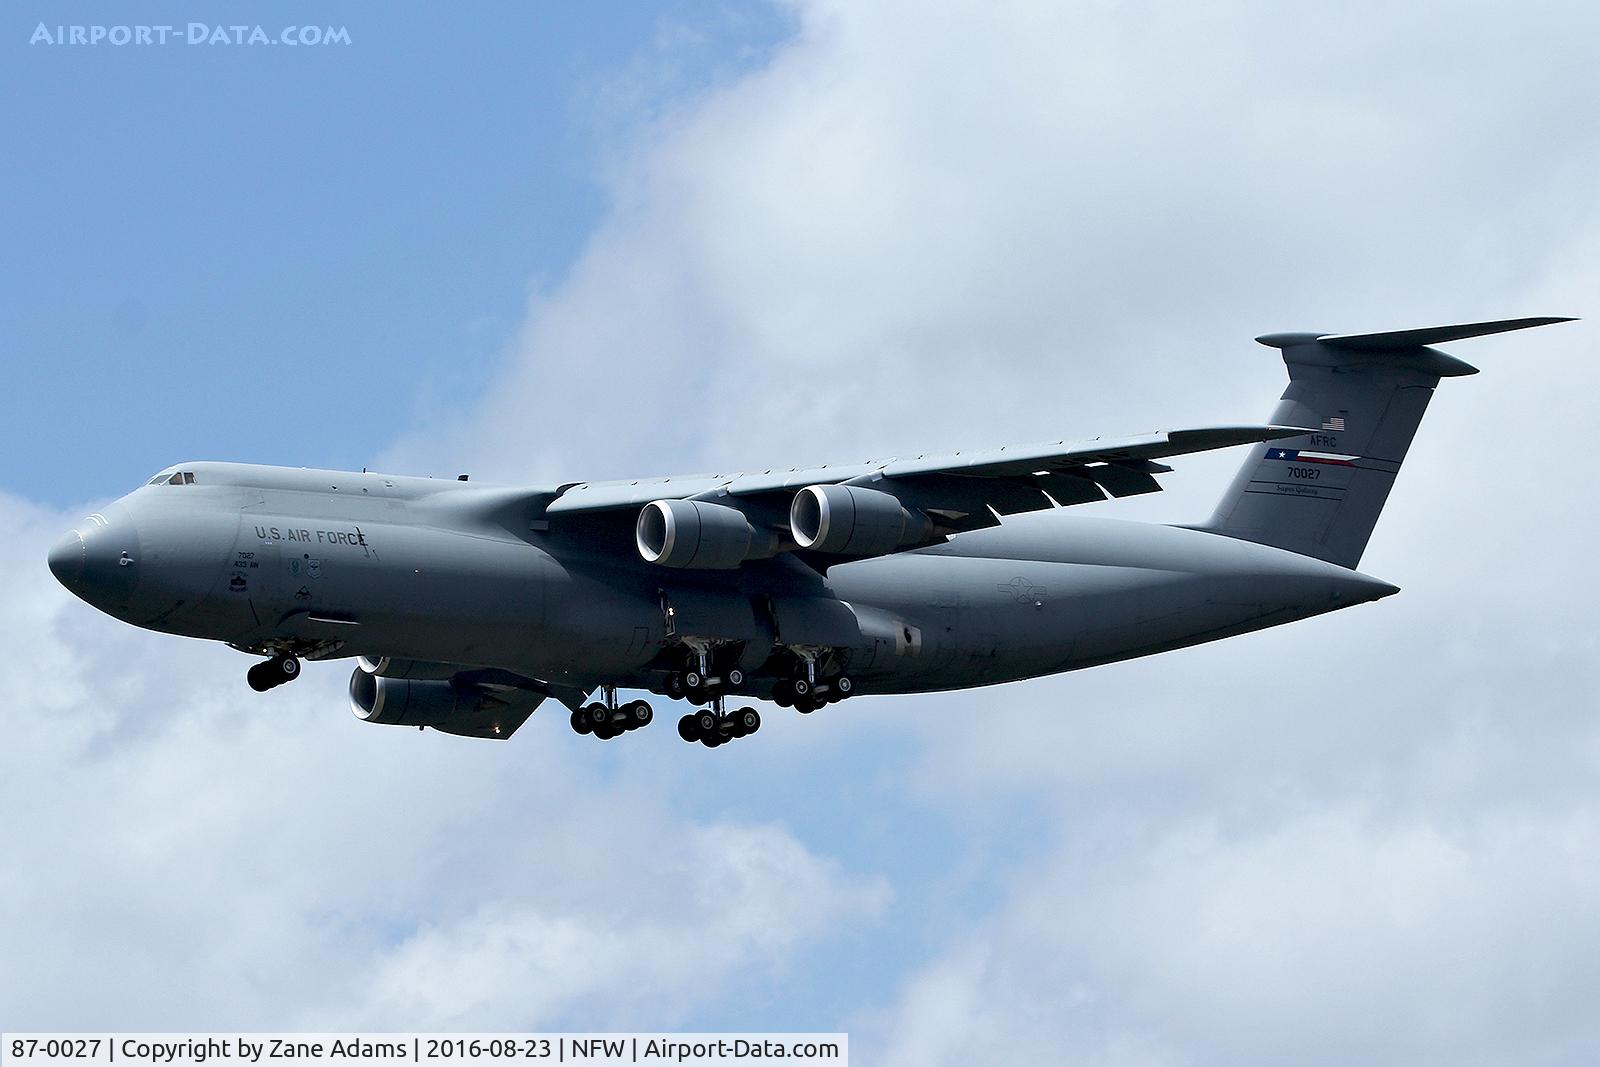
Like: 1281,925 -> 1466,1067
246,654 -> 300,692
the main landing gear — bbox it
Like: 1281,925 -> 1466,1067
771,674 -> 853,713
576,643 -> 856,749
571,686 -> 654,741
661,641 -> 743,704
247,654 -> 300,692
770,649 -> 854,714
677,697 -> 761,749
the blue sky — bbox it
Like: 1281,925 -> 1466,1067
5,2 -> 1600,1061
2,3 -> 982,1035
2,1 -> 791,505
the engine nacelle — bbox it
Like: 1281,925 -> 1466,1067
356,655 -> 458,680
349,669 -> 487,727
790,484 -> 931,556
636,499 -> 756,569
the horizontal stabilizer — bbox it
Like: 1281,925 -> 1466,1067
1258,316 -> 1575,353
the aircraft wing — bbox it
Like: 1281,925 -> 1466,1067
544,424 -> 1308,555
551,425 -> 1302,514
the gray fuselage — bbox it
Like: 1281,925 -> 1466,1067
49,461 -> 1397,699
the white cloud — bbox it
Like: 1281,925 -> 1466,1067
387,0 -> 1598,490
0,496 -> 888,1029
387,0 -> 1600,1061
869,800 -> 1600,1066
348,824 -> 888,1029
11,0 -> 1600,1060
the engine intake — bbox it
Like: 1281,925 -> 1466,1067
636,499 -> 757,569
791,484 -> 931,556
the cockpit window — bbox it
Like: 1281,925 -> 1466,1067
146,471 -> 197,486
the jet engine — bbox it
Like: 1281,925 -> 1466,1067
350,669 -> 482,727
790,484 -> 932,556
349,668 -> 527,739
636,499 -> 758,569
356,655 -> 458,680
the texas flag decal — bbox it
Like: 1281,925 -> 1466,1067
1266,448 -> 1358,466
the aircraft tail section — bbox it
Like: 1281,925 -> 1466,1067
1203,317 -> 1572,568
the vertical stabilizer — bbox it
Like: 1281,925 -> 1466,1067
1205,317 -> 1572,568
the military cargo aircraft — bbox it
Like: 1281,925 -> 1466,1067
48,317 -> 1569,747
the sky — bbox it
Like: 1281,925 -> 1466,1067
4,1 -> 1600,1063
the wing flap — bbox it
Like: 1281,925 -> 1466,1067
876,424 -> 1307,480
1035,472 -> 1107,505
1083,463 -> 1162,498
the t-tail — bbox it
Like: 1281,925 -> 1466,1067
1205,316 -> 1574,568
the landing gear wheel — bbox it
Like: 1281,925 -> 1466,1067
246,662 -> 274,692
834,675 -> 854,698
247,655 -> 300,692
570,708 -> 593,735
791,677 -> 812,699
734,708 -> 761,736
666,673 -> 685,699
772,681 -> 794,708
796,698 -> 819,714
678,714 -> 699,742
694,710 -> 718,737
683,671 -> 706,697
628,700 -> 653,727
727,668 -> 745,688
585,703 -> 610,730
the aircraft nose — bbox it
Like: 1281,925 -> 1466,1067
48,529 -> 86,587
49,508 -> 140,609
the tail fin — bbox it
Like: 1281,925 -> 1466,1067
1204,316 -> 1573,568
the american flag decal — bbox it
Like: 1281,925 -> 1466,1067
1322,417 -> 1346,431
